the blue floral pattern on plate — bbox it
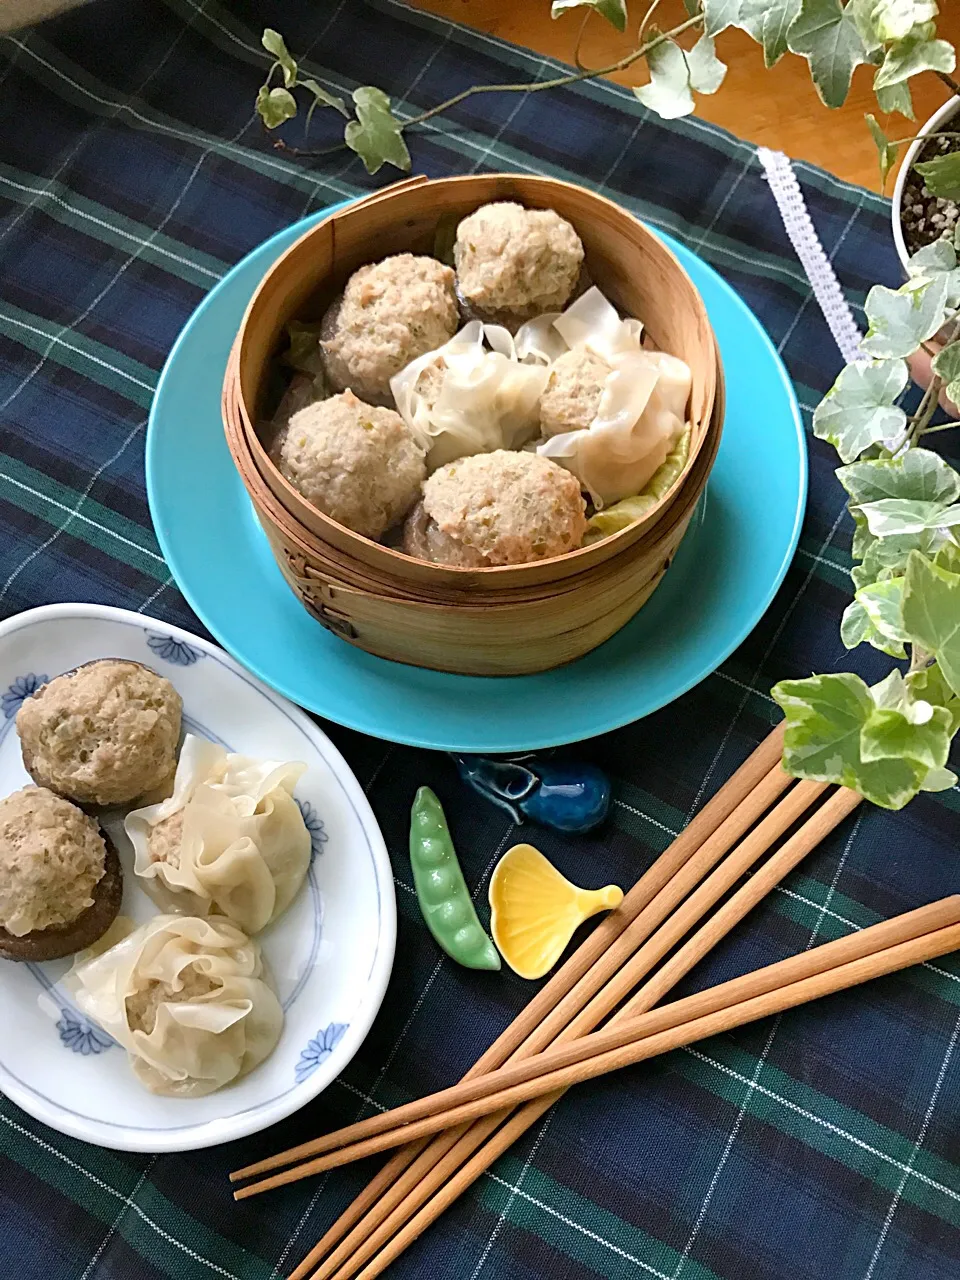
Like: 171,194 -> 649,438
2,673 -> 48,718
295,1023 -> 348,1084
297,798 -> 329,862
145,631 -> 204,666
57,1010 -> 114,1055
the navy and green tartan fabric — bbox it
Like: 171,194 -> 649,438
1,2 -> 960,1277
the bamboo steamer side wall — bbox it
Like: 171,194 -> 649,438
231,174 -> 719,590
268,514 -> 692,676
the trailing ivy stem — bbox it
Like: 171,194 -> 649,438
402,13 -> 704,128
909,372 -> 945,445
935,69 -> 960,98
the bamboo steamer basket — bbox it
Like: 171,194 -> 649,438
227,173 -> 719,593
223,355 -> 724,676
222,173 -> 725,675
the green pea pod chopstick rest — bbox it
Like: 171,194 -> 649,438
409,786 -> 500,971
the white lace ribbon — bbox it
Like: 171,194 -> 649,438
757,147 -> 865,365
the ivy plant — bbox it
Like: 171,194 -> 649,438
255,3 -> 960,810
773,238 -> 960,808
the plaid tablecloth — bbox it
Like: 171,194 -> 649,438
1,3 -> 960,1278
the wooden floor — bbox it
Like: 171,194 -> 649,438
411,0 -> 960,188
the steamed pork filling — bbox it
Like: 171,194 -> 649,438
454,202 -> 584,320
16,661 -> 182,807
277,389 -> 426,538
321,253 -> 459,405
538,347 -> 611,438
125,966 -> 219,1035
0,786 -> 105,936
404,450 -> 587,567
148,810 -> 183,871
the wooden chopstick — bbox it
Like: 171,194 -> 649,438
292,784 -> 861,1280
281,724 -> 789,1280
236,784 -> 851,1201
236,725 -> 787,1194
266,895 -> 960,1179
334,915 -> 960,1280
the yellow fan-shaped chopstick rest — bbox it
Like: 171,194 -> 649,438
488,843 -> 624,980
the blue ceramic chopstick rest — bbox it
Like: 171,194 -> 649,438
451,754 -> 610,833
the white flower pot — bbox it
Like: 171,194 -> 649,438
892,94 -> 960,274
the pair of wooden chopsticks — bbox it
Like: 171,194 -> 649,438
240,897 -> 960,1191
231,726 -> 888,1280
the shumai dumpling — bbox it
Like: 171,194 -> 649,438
65,914 -> 283,1097
125,736 -> 312,935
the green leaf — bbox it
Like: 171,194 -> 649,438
686,34 -> 728,93
256,84 -> 298,129
857,497 -> 960,536
757,0 -> 803,65
861,274 -> 950,359
866,112 -> 899,187
906,238 -> 960,307
787,0 -> 872,108
812,358 -> 908,462
915,151 -> 960,201
874,76 -> 914,119
874,35 -> 955,89
634,39 -> 695,119
841,597 -> 874,648
550,0 -> 627,30
906,662 -> 960,733
262,28 -> 298,88
856,576 -> 909,652
920,765 -> 958,791
852,0 -> 938,45
301,78 -> 348,125
772,672 -> 927,808
902,551 -> 960,695
861,704 -> 952,768
344,86 -> 411,174
683,0 -> 702,14
837,448 -> 960,506
933,339 -> 960,408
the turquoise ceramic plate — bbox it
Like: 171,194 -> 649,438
147,207 -> 806,753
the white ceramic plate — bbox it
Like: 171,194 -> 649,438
0,603 -> 395,1152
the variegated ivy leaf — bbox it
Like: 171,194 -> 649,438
920,765 -> 959,791
262,28 -> 298,87
840,598 -> 873,648
915,152 -> 960,202
634,39 -> 695,119
850,0 -> 937,45
837,448 -> 960,507
861,274 -> 950,359
256,85 -> 298,129
686,35 -> 728,94
861,704 -> 952,769
787,0 -> 873,109
906,663 -> 960,734
812,359 -> 908,463
772,672 -> 931,809
866,113 -> 898,187
874,35 -> 956,90
302,79 -> 348,126
932,340 -> 960,409
855,577 -> 909,656
857,498 -> 960,537
874,76 -> 914,119
902,551 -> 960,695
344,87 -> 410,174
703,0 -> 801,67
550,0 -> 627,32
863,668 -> 952,775
906,238 -> 960,308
